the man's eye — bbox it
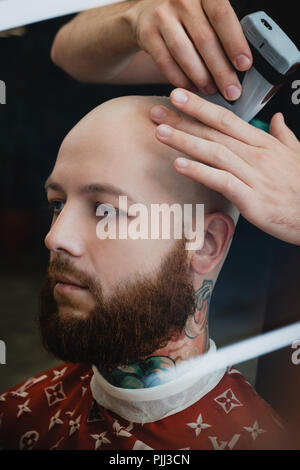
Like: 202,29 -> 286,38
48,200 -> 65,214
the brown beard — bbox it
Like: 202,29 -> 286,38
38,239 -> 196,373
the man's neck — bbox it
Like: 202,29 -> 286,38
103,279 -> 213,389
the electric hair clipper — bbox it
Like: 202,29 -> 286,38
197,11 -> 300,122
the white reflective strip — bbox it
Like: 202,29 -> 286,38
171,321 -> 300,384
0,0 -> 124,32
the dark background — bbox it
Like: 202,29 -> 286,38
0,0 -> 299,439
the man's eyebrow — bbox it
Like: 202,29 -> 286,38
80,183 -> 137,203
44,178 -> 138,203
44,177 -> 62,192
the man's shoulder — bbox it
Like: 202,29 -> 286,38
198,366 -> 289,448
0,362 -> 93,421
0,362 -> 94,450
1,362 -> 92,399
211,366 -> 281,417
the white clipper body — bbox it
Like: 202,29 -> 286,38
197,11 -> 300,122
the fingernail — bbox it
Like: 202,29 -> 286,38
151,106 -> 167,121
224,85 -> 241,101
157,124 -> 172,137
203,83 -> 218,95
175,158 -> 189,168
235,54 -> 251,70
172,90 -> 188,104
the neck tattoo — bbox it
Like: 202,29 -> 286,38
104,279 -> 214,389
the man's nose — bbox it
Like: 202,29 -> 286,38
45,206 -> 85,257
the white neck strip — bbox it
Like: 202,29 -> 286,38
90,340 -> 226,424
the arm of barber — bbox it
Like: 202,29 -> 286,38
50,0 -> 252,100
150,89 -> 300,246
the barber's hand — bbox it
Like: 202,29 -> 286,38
150,89 -> 300,246
126,0 -> 252,99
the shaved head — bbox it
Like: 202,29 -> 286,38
59,95 -> 238,221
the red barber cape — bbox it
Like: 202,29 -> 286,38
0,362 -> 289,450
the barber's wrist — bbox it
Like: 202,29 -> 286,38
122,0 -> 145,51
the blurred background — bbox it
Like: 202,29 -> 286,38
0,5 -> 299,441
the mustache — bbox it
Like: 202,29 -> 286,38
47,256 -> 103,299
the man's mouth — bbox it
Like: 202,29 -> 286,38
54,274 -> 88,292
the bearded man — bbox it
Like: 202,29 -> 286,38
0,95 -> 289,450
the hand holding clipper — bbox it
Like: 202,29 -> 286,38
196,11 -> 300,122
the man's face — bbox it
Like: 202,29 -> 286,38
39,97 -> 198,370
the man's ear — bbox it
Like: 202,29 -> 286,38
190,213 -> 235,275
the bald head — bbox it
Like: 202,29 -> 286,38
58,95 -> 238,221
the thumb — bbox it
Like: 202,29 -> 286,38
269,113 -> 299,150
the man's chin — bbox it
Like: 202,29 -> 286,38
53,286 -> 96,311
56,304 -> 89,319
